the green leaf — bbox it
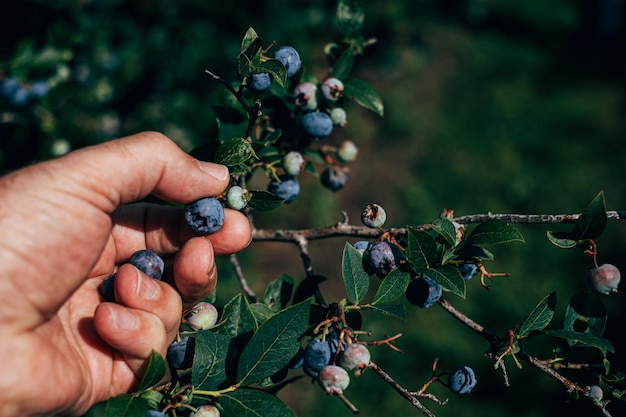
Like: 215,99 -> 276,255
217,294 -> 258,339
455,244 -> 495,261
518,292 -> 557,339
430,218 -> 458,247
253,59 -> 287,88
331,47 -> 355,80
372,269 -> 411,305
137,350 -> 166,391
220,388 -> 296,417
236,300 -> 310,386
214,138 -> 257,167
342,243 -> 370,304
343,77 -> 384,116
426,265 -> 465,298
564,292 -> 607,340
249,303 -> 275,323
546,230 -> 579,249
247,190 -> 285,211
263,274 -> 294,312
138,390 -> 164,410
336,0 -> 365,38
572,191 -> 607,239
238,30 -> 262,78
104,394 -> 148,417
461,219 -> 525,247
241,27 -> 260,52
544,329 -> 615,357
192,331 -> 231,390
407,228 -> 439,274
361,303 -> 406,320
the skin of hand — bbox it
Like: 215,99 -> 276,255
0,131 -> 252,417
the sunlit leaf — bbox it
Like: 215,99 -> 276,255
192,331 -> 230,390
518,292 -> 556,339
407,228 -> 438,274
426,265 -> 465,298
137,350 -> 166,391
572,191 -> 607,239
343,77 -> 384,116
219,388 -> 296,417
372,269 -> 410,305
342,243 -> 370,304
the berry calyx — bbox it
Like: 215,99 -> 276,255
361,203 -> 386,229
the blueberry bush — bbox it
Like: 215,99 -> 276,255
2,1 -> 626,417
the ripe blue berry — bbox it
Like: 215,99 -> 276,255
248,72 -> 271,91
166,336 -> 195,370
448,365 -> 477,394
303,338 -> 332,378
318,365 -> 350,395
321,78 -> 344,101
99,273 -> 116,302
362,241 -> 403,276
361,203 -> 386,228
339,343 -> 370,374
283,151 -> 305,176
185,301 -> 219,330
30,79 -> 49,98
588,263 -> 621,295
267,174 -> 300,203
320,167 -> 348,191
457,263 -> 478,281
129,249 -> 164,280
184,197 -> 225,235
352,240 -> 372,254
294,82 -> 318,111
301,111 -> 333,139
226,185 -> 250,210
274,46 -> 301,78
405,276 -> 442,308
145,410 -> 166,417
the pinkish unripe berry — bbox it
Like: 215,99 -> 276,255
321,78 -> 344,101
588,263 -> 621,295
339,343 -> 371,375
587,385 -> 603,402
191,405 -> 220,417
185,302 -> 219,330
293,82 -> 318,111
318,365 -> 350,395
337,140 -> 358,162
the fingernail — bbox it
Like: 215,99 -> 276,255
197,160 -> 229,181
136,272 -> 159,300
110,306 -> 138,330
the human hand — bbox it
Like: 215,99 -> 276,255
0,132 -> 252,417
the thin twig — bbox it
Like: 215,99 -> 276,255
229,253 -> 257,303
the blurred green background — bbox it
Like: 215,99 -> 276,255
2,1 -> 626,416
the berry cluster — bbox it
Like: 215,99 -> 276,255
0,76 -> 49,107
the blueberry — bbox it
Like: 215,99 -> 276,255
267,174 -> 300,203
362,241 -> 404,276
191,405 -> 221,417
166,336 -> 196,370
339,343 -> 370,374
457,263 -> 478,281
318,365 -> 350,395
185,301 -> 219,330
129,249 -> 164,280
99,273 -> 116,302
145,410 -> 166,417
1,77 -> 20,98
301,112 -> 333,139
274,46 -> 301,78
184,197 -> 225,235
321,78 -> 344,101
226,185 -> 250,210
448,365 -> 477,394
352,240 -> 372,254
288,346 -> 305,369
11,86 -> 32,106
283,151 -> 305,176
303,338 -> 332,378
588,263 -> 621,295
293,82 -> 318,111
361,203 -> 386,228
30,80 -> 49,98
330,108 -> 348,127
248,72 -> 271,91
320,167 -> 348,191
405,276 -> 442,308
337,140 -> 358,162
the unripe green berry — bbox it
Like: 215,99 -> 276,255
191,405 -> 220,417
361,203 -> 386,228
330,107 -> 347,127
283,151 -> 305,176
226,185 -> 250,210
185,301 -> 219,330
318,365 -> 350,395
337,140 -> 358,162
